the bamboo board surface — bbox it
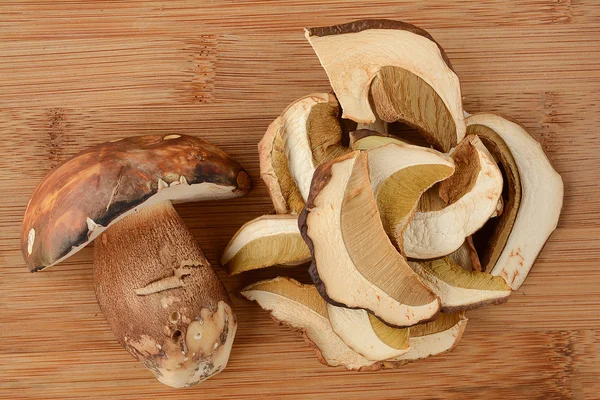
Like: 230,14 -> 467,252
1,1 -> 599,399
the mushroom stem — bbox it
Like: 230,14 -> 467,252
93,200 -> 236,388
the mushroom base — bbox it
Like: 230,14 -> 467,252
93,200 -> 237,388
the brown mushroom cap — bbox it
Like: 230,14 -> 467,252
22,134 -> 251,272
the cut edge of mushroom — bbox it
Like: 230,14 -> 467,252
277,92 -> 351,201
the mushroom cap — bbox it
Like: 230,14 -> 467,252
22,134 -> 251,272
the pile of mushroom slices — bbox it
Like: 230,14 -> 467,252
222,20 -> 564,369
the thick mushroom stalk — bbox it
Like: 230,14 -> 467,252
94,201 -> 236,388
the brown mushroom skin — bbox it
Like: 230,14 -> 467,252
94,200 -> 237,388
22,134 -> 250,272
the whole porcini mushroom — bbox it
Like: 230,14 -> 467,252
21,134 -> 251,387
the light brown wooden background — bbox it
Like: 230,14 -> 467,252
1,1 -> 599,399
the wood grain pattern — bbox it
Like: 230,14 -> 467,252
1,1 -> 599,399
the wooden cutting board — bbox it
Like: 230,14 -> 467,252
1,1 -> 599,399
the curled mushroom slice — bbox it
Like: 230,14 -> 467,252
260,115 -> 305,214
21,135 -> 251,387
466,113 -> 563,289
386,312 -> 467,364
305,19 -> 465,151
221,215 -> 310,275
351,137 -> 455,251
259,93 -> 354,212
404,136 -> 503,259
300,151 -> 440,327
327,305 -> 410,361
279,93 -> 352,201
241,277 -> 379,370
408,257 -> 511,312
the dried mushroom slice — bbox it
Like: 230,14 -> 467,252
356,140 -> 454,250
386,312 -> 467,363
241,277 -> 378,370
299,151 -> 440,327
221,215 -> 310,275
404,136 -> 503,259
466,119 -> 522,273
409,257 -> 511,312
327,305 -> 410,361
466,113 -> 563,289
349,129 -> 408,150
259,116 -> 305,214
305,20 -> 465,151
272,93 -> 352,202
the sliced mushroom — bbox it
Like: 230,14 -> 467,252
327,305 -> 410,361
259,117 -> 305,214
404,136 -> 503,259
221,215 -> 310,275
349,129 -> 408,150
351,137 -> 455,251
299,151 -> 440,327
408,257 -> 511,312
466,117 -> 523,274
278,93 -> 352,200
22,135 -> 251,387
305,20 -> 465,151
241,277 -> 379,370
386,312 -> 467,364
466,113 -> 563,289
